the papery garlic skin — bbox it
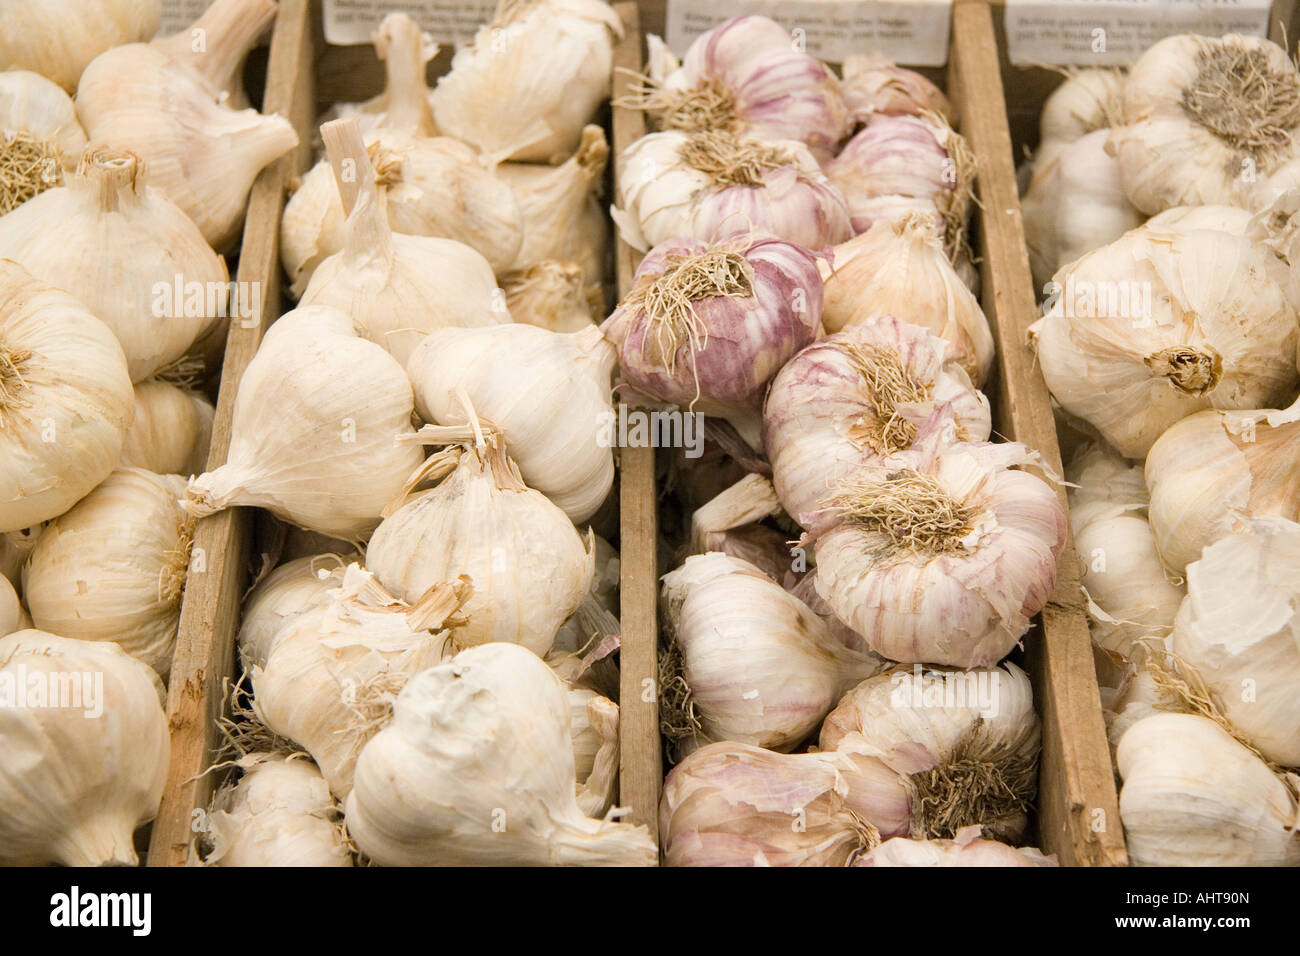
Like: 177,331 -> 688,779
1031,228 -> 1299,458
431,0 -> 623,164
23,469 -> 191,677
121,381 -> 215,476
1066,440 -> 1149,507
0,575 -> 26,637
660,741 -> 903,867
662,553 -> 882,753
406,324 -> 616,523
1171,518 -> 1300,766
839,54 -> 953,125
855,827 -> 1057,867
1116,712 -> 1300,866
184,305 -> 425,540
345,642 -> 657,866
0,629 -> 168,866
764,316 -> 991,527
0,527 -> 41,591
1034,68 -> 1124,172
206,756 -> 352,867
237,553 -> 354,671
0,0 -> 161,93
1143,204 -> 1251,236
613,129 -> 852,253
1108,35 -> 1300,215
504,261 -> 599,333
569,690 -> 620,818
0,70 -> 87,216
0,261 -> 135,533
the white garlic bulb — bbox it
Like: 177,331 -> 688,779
855,827 -> 1057,867
0,0 -> 160,92
237,552 -> 354,672
206,757 -> 352,867
1170,517 -> 1300,767
299,119 -> 508,367
763,315 -> 991,527
23,469 -> 191,678
430,0 -> 623,164
0,629 -> 168,866
1034,68 -> 1124,171
184,305 -> 425,540
76,0 -> 299,249
550,534 -> 619,654
345,642 -> 657,866
0,261 -> 134,533
367,427 -> 594,658
121,381 -> 214,476
1116,712 -> 1300,866
496,124 -> 609,284
0,575 -> 26,637
0,70 -> 87,216
0,526 -> 41,591
1030,227 -> 1299,458
1066,440 -> 1149,508
1143,203 -> 1252,236
504,261 -> 599,333
406,324 -> 616,523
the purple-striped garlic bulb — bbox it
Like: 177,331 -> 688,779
839,54 -> 954,126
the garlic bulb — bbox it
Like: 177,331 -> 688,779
184,305 -> 425,540
253,568 -> 467,799
821,664 -> 1040,842
206,756 -> 352,867
763,315 -> 992,527
644,14 -> 850,160
1066,439 -> 1149,508
237,552 -> 354,671
1145,402 -> 1300,573
430,0 -> 623,164
23,469 -> 191,677
280,15 -> 523,294
569,690 -> 620,818
603,236 -> 822,419
855,828 -> 1056,867
0,629 -> 168,866
76,0 -> 299,249
1170,517 -> 1300,766
345,642 -> 657,866
0,0 -> 160,92
551,535 -> 619,654
0,70 -> 87,216
504,261 -> 599,333
497,125 -> 608,284
1035,68 -> 1123,170
0,147 -> 226,382
811,432 -> 1067,668
839,54 -> 953,125
0,526 -> 41,590
1116,712 -> 1300,865
1030,227 -> 1299,458
367,425 -> 594,657
299,119 -> 507,367
1143,203 -> 1252,236
0,575 -> 26,636
613,129 -> 852,253
660,741 -> 896,866
0,261 -> 134,533
820,214 -> 995,385
1108,35 -> 1300,215
121,381 -> 214,476
406,324 -> 615,523
661,553 -> 882,754
1021,129 -> 1142,290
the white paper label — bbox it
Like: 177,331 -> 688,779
1005,0 -> 1273,66
159,0 -> 213,36
323,0 -> 499,46
664,0 -> 953,66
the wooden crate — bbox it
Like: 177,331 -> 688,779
612,0 -> 1127,866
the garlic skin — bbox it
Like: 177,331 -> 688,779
661,553 -> 882,754
1022,129 -> 1142,290
0,261 -> 135,533
206,756 -> 352,867
430,0 -> 623,164
855,827 -> 1057,867
613,129 -> 852,253
184,305 -> 425,540
569,690 -> 621,819
0,0 -> 161,92
1143,204 -> 1252,236
1146,404 -> 1300,573
0,70 -> 87,216
1066,440 -> 1149,507
345,642 -> 657,866
1030,227 -> 1299,459
406,324 -> 616,523
0,147 -> 226,382
839,54 -> 953,126
1108,35 -> 1300,215
1116,712 -> 1300,866
1034,68 -> 1124,171
504,261 -> 599,333
1171,517 -> 1300,766
23,469 -> 191,678
660,741 -> 899,867
820,214 -> 995,386
0,629 -> 168,867
76,0 -> 299,249
367,433 -> 594,658
497,125 -> 609,284
0,575 -> 26,636
237,552 -> 354,671
0,526 -> 41,591
121,381 -> 215,476
763,316 -> 992,528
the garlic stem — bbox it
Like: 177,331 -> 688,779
78,147 -> 140,213
158,0 -> 278,96
374,13 -> 436,134
322,118 -> 395,272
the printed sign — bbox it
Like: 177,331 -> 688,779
324,0 -> 499,45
